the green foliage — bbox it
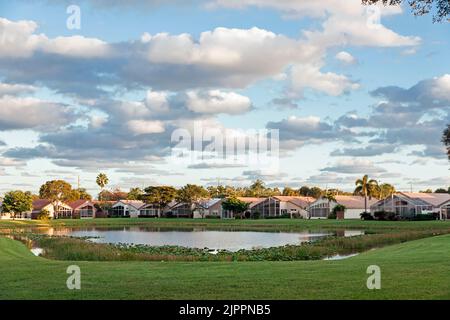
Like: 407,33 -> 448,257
72,188 -> 92,200
374,211 -> 400,221
176,184 -> 208,207
360,212 -> 374,220
142,186 -> 177,208
39,180 -> 75,202
282,187 -> 298,196
2,190 -> 33,219
127,187 -> 144,200
221,197 -> 249,217
37,209 -> 50,220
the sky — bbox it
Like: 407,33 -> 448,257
0,0 -> 449,196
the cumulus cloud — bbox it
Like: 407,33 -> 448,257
335,51 -> 357,65
266,115 -> 357,150
331,144 -> 397,157
186,90 -> 251,114
321,159 -> 387,174
0,96 -> 77,130
0,82 -> 36,96
0,18 -> 111,58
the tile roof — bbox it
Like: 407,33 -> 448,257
32,199 -> 52,211
399,192 -> 450,207
273,196 -> 316,208
67,200 -> 92,210
115,200 -> 145,209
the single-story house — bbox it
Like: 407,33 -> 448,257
0,201 -> 11,220
68,200 -> 96,219
221,197 -> 265,219
110,200 -> 145,218
371,192 -> 450,219
30,199 -> 73,219
249,196 -> 315,218
139,203 -> 162,217
308,195 -> 378,219
193,198 -> 222,219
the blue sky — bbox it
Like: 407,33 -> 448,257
0,0 -> 449,196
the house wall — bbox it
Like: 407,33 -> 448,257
111,202 -> 141,218
280,201 -> 308,218
344,209 -> 364,219
308,198 -> 365,219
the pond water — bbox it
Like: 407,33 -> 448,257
44,227 -> 365,251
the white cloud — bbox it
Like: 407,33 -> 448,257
431,74 -> 450,101
0,18 -> 111,58
126,120 -> 166,135
291,64 -> 360,96
0,96 -> 76,130
186,90 -> 251,114
0,82 -> 35,96
335,51 -> 357,65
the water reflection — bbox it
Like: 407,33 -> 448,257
34,227 -> 365,252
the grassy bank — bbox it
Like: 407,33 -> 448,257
1,234 -> 449,299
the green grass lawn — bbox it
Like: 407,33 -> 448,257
1,231 -> 449,299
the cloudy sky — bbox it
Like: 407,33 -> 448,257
0,0 -> 449,196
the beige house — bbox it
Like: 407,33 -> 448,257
371,192 -> 450,219
68,200 -> 97,219
249,196 -> 315,218
30,199 -> 73,219
110,200 -> 145,218
309,195 -> 378,219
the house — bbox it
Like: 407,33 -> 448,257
139,203 -> 162,217
0,201 -> 11,220
193,198 -> 222,219
221,197 -> 265,219
249,196 -> 315,218
110,200 -> 145,218
165,201 -> 193,218
68,200 -> 96,219
30,199 -> 73,219
371,192 -> 450,219
308,195 -> 378,219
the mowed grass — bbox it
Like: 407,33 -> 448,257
1,233 -> 450,299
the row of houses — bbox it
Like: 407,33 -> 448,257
1,192 -> 450,220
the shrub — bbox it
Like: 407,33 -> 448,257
205,215 -> 220,219
327,212 -> 337,219
251,211 -> 260,219
360,212 -> 374,220
37,209 -> 50,220
374,211 -> 399,221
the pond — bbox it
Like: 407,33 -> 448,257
44,227 -> 365,252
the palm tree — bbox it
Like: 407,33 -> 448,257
354,175 -> 379,213
96,173 -> 109,201
323,190 -> 337,217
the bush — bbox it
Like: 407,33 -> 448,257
37,209 -> 50,220
411,213 -> 437,221
291,213 -> 304,219
205,215 -> 220,219
360,212 -> 374,220
374,211 -> 399,221
327,212 -> 337,219
251,211 -> 260,219
266,213 -> 291,219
